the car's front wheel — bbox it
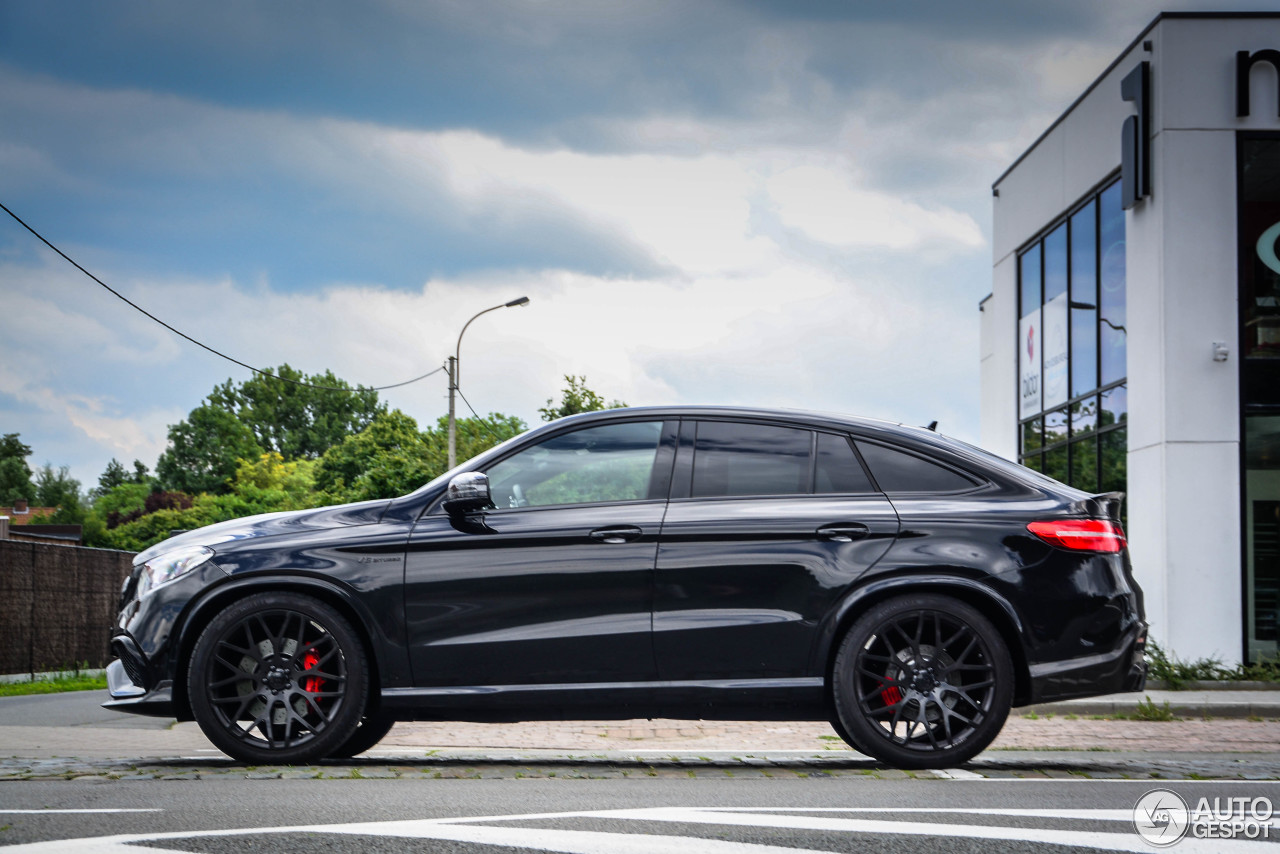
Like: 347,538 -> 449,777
831,593 -> 1012,769
188,592 -> 369,764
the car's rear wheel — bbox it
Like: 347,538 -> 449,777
188,592 -> 368,764
331,710 -> 397,758
831,593 -> 1012,769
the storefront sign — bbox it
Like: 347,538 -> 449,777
1237,49 -> 1280,117
1043,292 -> 1069,409
1019,309 -> 1041,420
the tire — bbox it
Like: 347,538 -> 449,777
831,593 -> 1012,769
331,710 -> 397,758
187,592 -> 369,764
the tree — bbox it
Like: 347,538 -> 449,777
315,411 -> 434,503
97,459 -> 130,495
157,405 -> 264,494
538,375 -> 627,422
0,433 -> 35,504
206,364 -> 386,460
34,464 -> 81,509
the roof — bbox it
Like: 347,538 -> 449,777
4,506 -> 58,525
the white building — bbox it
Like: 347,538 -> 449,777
982,12 -> 1280,663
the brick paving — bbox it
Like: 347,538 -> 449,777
374,715 -> 1280,754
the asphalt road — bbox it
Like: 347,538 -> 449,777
5,776 -> 1280,852
6,692 -> 1280,851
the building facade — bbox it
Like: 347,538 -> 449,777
982,13 -> 1280,663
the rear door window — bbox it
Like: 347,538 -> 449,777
691,421 -> 812,497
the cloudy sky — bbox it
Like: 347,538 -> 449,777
0,1 -> 1266,490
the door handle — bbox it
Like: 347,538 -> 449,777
589,525 -> 643,544
816,523 -> 870,543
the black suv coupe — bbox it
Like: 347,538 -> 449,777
105,406 -> 1146,769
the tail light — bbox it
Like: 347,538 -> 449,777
1027,519 -> 1126,553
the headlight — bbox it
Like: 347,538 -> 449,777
137,545 -> 215,598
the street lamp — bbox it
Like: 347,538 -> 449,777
448,296 -> 530,469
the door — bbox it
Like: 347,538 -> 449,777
404,419 -> 674,687
654,420 -> 900,680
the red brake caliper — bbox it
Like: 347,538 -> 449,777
302,650 -> 323,694
880,681 -> 902,708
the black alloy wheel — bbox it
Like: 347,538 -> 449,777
832,593 -> 1012,769
188,592 -> 368,764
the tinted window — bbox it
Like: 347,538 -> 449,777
855,441 -> 977,493
692,421 -> 811,498
486,421 -> 663,507
815,433 -> 875,493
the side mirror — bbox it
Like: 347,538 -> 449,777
443,471 -> 491,515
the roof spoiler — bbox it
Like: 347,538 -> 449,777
1071,491 -> 1125,522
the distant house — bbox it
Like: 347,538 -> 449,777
0,498 -> 82,545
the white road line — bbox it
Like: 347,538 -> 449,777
0,814 -> 162,819
579,807 -> 1275,853
6,804 -> 1279,854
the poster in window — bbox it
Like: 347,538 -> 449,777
1042,292 -> 1069,409
1019,308 -> 1042,420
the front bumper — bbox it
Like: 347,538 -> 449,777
1024,621 -> 1147,705
102,659 -> 177,717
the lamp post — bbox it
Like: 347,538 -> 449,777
448,296 -> 530,469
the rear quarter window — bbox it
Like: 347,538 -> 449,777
854,440 -> 980,494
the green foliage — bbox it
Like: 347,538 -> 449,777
96,458 -> 130,494
315,411 -> 432,502
538,375 -> 626,422
1131,696 -> 1176,722
316,410 -> 527,504
33,464 -> 81,510
1146,640 -> 1280,687
425,412 -> 527,469
156,404 -> 264,494
0,671 -> 108,697
206,364 -> 386,460
0,433 -> 35,504
95,481 -> 151,521
230,453 -> 317,511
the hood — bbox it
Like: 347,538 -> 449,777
133,498 -> 391,565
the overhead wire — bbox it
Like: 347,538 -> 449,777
0,200 -> 444,393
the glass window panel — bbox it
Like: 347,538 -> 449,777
815,433 -> 875,494
1245,415 -> 1280,660
1044,408 -> 1069,447
1043,444 -> 1069,485
1070,201 -> 1097,302
1101,384 -> 1128,428
1044,223 -> 1068,302
1099,181 -> 1127,385
1071,396 -> 1098,438
486,421 -> 663,508
1240,139 -> 1280,360
1071,306 -> 1098,396
1022,418 -> 1043,456
692,421 -> 812,498
1070,436 -> 1098,492
1100,427 -> 1127,494
1022,453 -> 1042,472
1099,426 -> 1127,529
1020,244 -> 1042,319
855,442 -> 978,493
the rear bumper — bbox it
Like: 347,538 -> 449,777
1023,622 -> 1147,705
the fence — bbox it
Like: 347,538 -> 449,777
0,540 -> 136,675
